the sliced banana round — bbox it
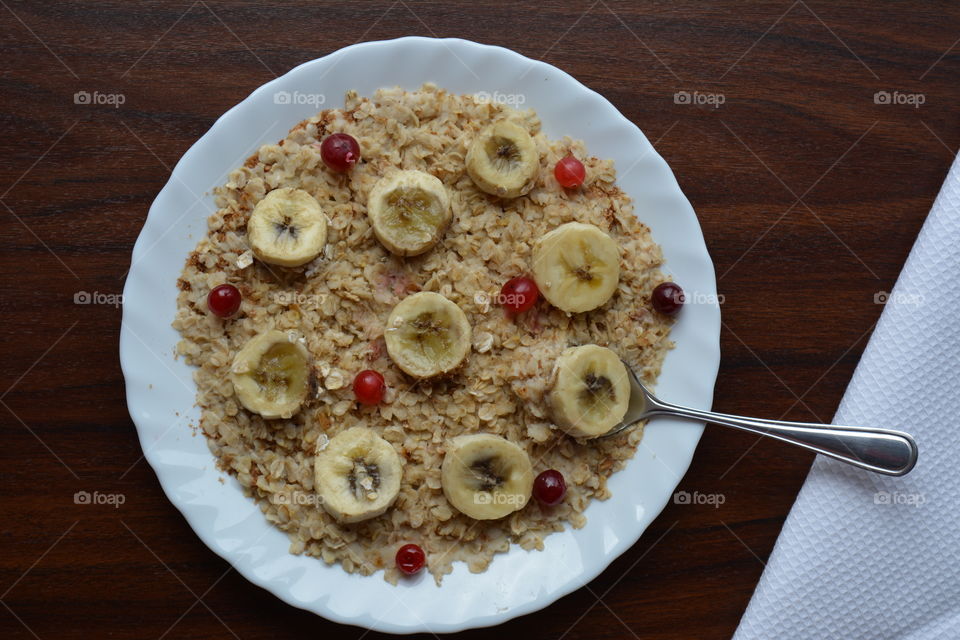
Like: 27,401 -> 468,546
465,121 -> 540,198
532,222 -> 620,313
384,291 -> 472,378
441,433 -> 534,520
314,427 -> 402,524
548,344 -> 630,438
367,170 -> 451,256
230,330 -> 311,419
247,187 -> 327,267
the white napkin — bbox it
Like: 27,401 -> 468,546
733,152 -> 960,640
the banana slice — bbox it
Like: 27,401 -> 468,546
384,291 -> 472,378
314,427 -> 402,524
230,330 -> 311,419
465,121 -> 540,198
532,222 -> 620,313
247,188 -> 327,267
367,170 -> 451,256
548,344 -> 630,438
441,433 -> 534,520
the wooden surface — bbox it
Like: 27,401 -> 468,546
1,1 -> 957,638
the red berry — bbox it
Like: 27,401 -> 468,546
554,155 -> 586,188
353,370 -> 385,405
533,470 -> 566,506
500,276 -> 539,313
396,543 -> 425,575
651,282 -> 684,315
207,284 -> 241,318
320,133 -> 360,172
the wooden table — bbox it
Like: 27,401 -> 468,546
2,2 -> 957,638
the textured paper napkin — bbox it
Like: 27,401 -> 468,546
733,153 -> 960,640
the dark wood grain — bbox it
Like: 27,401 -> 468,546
1,1 -> 957,638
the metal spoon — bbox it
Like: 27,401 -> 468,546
605,361 -> 918,476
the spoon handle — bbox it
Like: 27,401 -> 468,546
645,399 -> 918,476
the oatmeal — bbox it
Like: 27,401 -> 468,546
172,84 -> 674,583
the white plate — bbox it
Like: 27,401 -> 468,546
120,36 -> 720,634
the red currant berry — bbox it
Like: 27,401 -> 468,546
500,276 -> 539,313
651,282 -> 684,316
533,469 -> 566,506
320,133 -> 361,172
207,284 -> 241,318
353,370 -> 386,405
396,543 -> 425,575
554,155 -> 586,188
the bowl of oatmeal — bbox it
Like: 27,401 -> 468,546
120,36 -> 720,633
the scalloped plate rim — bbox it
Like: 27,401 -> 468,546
120,36 -> 720,634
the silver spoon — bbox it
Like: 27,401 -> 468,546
606,361 -> 918,476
